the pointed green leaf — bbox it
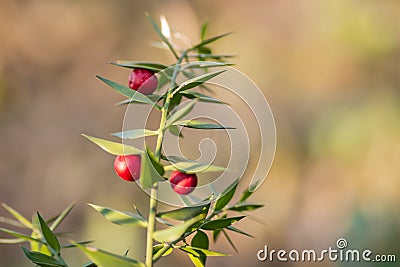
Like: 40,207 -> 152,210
173,120 -> 235,130
222,229 -> 237,252
50,203 -> 75,231
164,161 -> 226,174
214,182 -> 238,212
166,100 -> 197,128
82,134 -> 142,155
187,54 -> 235,60
200,216 -> 245,230
73,242 -> 146,267
1,203 -> 34,229
157,203 -> 210,221
21,247 -> 64,267
110,61 -> 168,72
62,240 -> 93,248
168,125 -> 183,137
117,94 -> 163,106
112,129 -> 159,140
188,253 -> 205,267
82,261 -> 97,267
190,32 -> 232,50
0,216 -> 25,228
200,21 -> 208,40
239,182 -> 259,202
153,214 -> 205,242
179,246 -> 228,257
140,147 -> 165,189
152,244 -> 173,258
181,91 -> 226,104
37,212 -> 60,253
88,204 -> 147,227
192,230 -> 209,249
174,70 -> 226,93
0,238 -> 25,244
96,76 -> 157,106
146,14 -> 179,59
226,226 -> 253,238
0,227 -> 44,243
213,229 -> 222,242
228,203 -> 264,212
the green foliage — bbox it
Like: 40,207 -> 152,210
0,14 -> 266,267
73,242 -> 146,267
82,134 -> 142,155
88,204 -> 147,227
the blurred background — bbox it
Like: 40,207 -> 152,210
0,0 -> 399,266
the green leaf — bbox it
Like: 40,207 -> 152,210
164,161 -> 226,174
168,92 -> 183,113
239,182 -> 259,202
152,244 -> 173,258
222,229 -> 237,252
111,129 -> 159,140
0,216 -> 25,228
88,204 -> 147,227
179,246 -> 229,257
0,227 -> 44,243
226,226 -> 253,238
37,212 -> 60,253
0,238 -> 25,244
190,32 -> 232,50
214,182 -> 238,212
22,247 -> 64,267
200,21 -> 208,41
140,147 -> 165,189
62,240 -> 93,249
82,261 -> 97,267
166,100 -> 197,128
96,76 -> 157,106
172,120 -> 235,130
181,91 -> 226,104
110,61 -> 168,72
1,203 -> 34,229
228,203 -> 264,212
146,14 -> 179,59
191,230 -> 209,265
192,230 -> 209,249
213,229 -> 222,242
153,214 -> 205,243
168,125 -> 183,137
174,70 -> 226,93
82,134 -> 142,155
187,54 -> 235,60
73,242 -> 146,267
200,216 -> 245,230
50,203 -> 75,231
188,253 -> 205,267
117,94 -> 163,106
157,203 -> 210,221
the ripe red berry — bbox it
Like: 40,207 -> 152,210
128,68 -> 158,95
114,155 -> 141,182
169,170 -> 198,195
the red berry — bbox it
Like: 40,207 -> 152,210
169,170 -> 198,195
114,155 -> 141,182
128,68 -> 158,95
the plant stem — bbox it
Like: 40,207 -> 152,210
145,51 -> 188,267
145,185 -> 158,267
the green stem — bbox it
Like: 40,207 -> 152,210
145,50 -> 188,267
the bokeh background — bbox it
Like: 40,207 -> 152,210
0,0 -> 399,266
